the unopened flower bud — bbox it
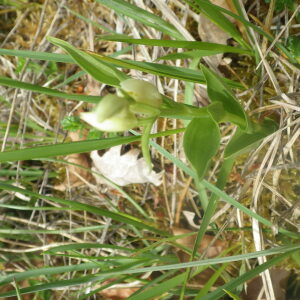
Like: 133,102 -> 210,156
120,79 -> 162,108
81,94 -> 138,132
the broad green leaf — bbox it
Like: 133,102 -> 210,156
0,128 -> 184,163
183,116 -> 220,180
224,118 -> 278,158
87,51 -> 243,89
0,76 -> 99,103
47,36 -> 126,86
201,64 -> 248,129
0,183 -> 167,235
95,0 -> 182,39
99,35 -> 253,56
207,102 -> 226,123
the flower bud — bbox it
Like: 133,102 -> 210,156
120,79 -> 162,108
81,94 -> 138,132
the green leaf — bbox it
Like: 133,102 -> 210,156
0,76 -> 99,103
88,51 -> 243,89
207,102 -> 226,123
224,118 -> 278,158
200,64 -> 248,129
195,264 -> 228,299
0,48 -> 73,63
44,243 -> 135,254
47,36 -> 126,86
95,0 -> 182,39
0,128 -> 185,163
45,245 -> 300,275
157,50 -> 222,60
223,289 -> 243,300
99,35 -> 253,56
0,262 -> 98,286
128,273 -> 186,300
183,116 -> 220,180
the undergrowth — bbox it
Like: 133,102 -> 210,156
0,0 -> 299,299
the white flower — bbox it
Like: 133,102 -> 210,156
119,79 -> 162,108
91,146 -> 162,186
80,94 -> 138,132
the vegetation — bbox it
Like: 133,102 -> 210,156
0,0 -> 299,299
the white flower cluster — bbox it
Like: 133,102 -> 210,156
81,79 -> 162,132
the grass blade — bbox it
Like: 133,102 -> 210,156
157,49 -> 225,60
87,51 -> 243,88
199,250 -> 298,300
44,243 -> 135,254
0,128 -> 184,163
0,48 -> 73,63
95,0 -> 182,39
128,273 -> 186,300
99,35 -> 253,55
0,262 -> 98,285
0,182 -> 167,235
0,76 -> 99,103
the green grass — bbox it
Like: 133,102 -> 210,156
0,0 -> 299,299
